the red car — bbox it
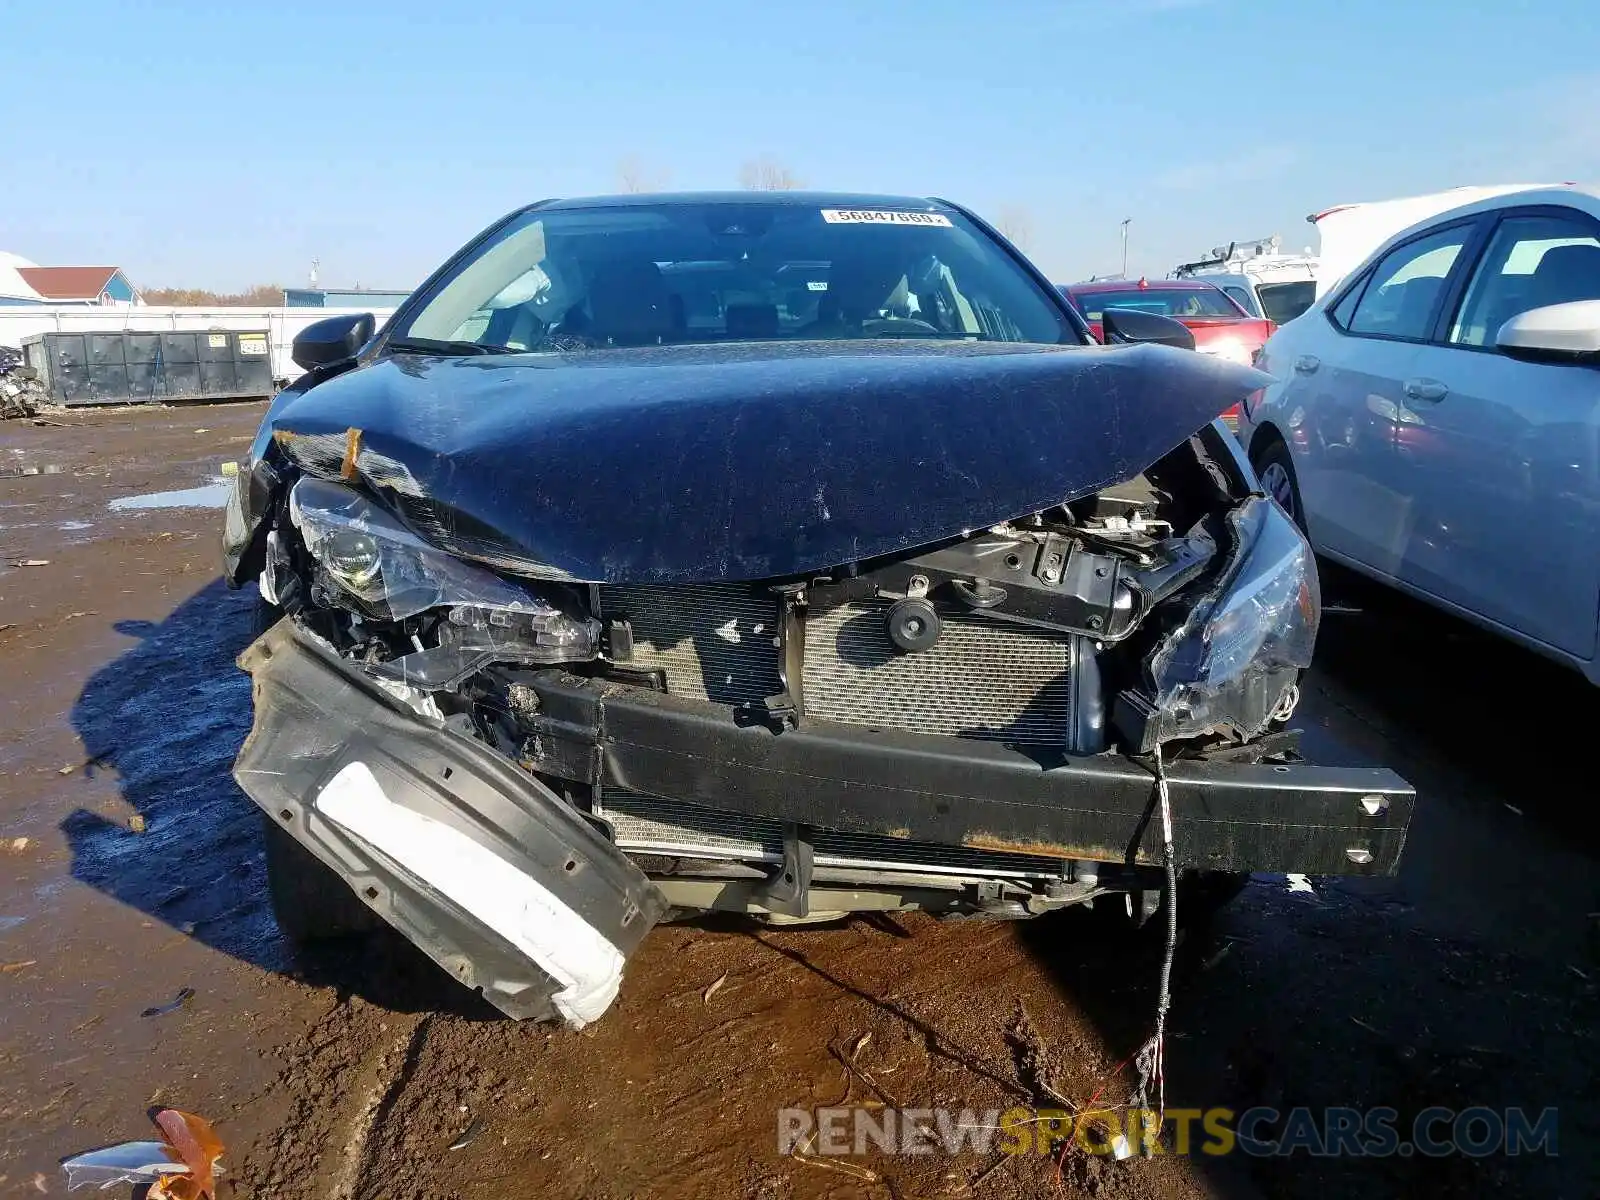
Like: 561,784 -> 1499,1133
1059,279 -> 1274,431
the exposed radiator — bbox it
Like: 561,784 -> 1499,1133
599,583 -> 782,705
802,600 -> 1079,746
596,787 -> 1067,880
603,586 -> 1081,748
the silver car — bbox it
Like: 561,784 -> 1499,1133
1237,185 -> 1600,683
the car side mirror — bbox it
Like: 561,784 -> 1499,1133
291,313 -> 376,372
1100,307 -> 1196,351
1495,300 -> 1600,365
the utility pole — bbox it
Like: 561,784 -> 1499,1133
1120,219 -> 1131,279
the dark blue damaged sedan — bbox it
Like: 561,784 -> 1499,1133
219,192 -> 1412,1026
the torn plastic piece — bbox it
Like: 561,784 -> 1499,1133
61,1109 -> 224,1197
447,1117 -> 485,1150
152,1109 -> 224,1200
141,986 -> 196,1018
61,1142 -> 188,1191
340,426 -> 362,481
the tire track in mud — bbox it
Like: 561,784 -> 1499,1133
234,914 -> 1201,1199
339,1015 -> 434,1200
238,998 -> 432,1199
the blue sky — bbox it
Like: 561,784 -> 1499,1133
1,0 -> 1595,290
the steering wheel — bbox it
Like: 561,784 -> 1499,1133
860,316 -> 941,337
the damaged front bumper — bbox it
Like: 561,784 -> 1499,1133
233,620 -> 667,1025
235,620 -> 1413,1022
523,671 -> 1414,876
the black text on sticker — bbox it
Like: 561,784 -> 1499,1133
820,209 -> 953,227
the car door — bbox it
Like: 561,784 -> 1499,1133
1292,220 -> 1485,574
1391,205 -> 1600,659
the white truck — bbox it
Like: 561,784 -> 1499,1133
1171,236 -> 1321,326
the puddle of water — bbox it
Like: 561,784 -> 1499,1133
58,520 -> 92,531
109,479 -> 229,512
0,916 -> 23,933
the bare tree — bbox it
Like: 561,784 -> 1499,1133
140,283 -> 285,306
993,205 -> 1036,253
615,154 -> 671,193
738,157 -> 804,190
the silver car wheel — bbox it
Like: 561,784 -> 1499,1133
1259,461 -> 1296,517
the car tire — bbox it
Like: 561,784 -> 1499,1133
251,592 -> 282,637
262,813 -> 380,944
1179,869 -> 1250,917
1252,436 -> 1305,530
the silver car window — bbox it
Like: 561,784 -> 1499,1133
1347,226 -> 1471,341
1448,213 -> 1600,347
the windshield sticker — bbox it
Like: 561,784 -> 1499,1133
821,209 -> 952,227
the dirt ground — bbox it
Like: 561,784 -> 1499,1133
1,402 -> 1596,1200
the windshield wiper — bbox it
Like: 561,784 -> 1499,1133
388,337 -> 521,357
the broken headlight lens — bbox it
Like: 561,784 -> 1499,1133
288,478 -> 600,682
1145,496 -> 1318,743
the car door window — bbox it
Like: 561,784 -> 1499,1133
1448,213 -> 1600,347
1328,270 -> 1368,329
1347,226 -> 1471,340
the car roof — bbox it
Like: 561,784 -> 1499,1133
532,191 -> 950,212
1329,184 -> 1600,294
1385,183 -> 1600,227
1065,278 -> 1223,292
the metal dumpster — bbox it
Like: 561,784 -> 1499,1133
22,328 -> 275,406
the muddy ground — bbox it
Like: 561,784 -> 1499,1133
0,402 -> 1596,1200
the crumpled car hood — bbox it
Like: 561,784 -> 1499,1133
267,340 -> 1266,584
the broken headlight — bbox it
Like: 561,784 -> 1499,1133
289,477 -> 599,686
1142,496 -> 1318,744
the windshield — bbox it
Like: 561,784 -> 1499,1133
1256,280 -> 1317,324
1069,286 -> 1244,321
1220,285 -> 1261,316
393,201 -> 1075,352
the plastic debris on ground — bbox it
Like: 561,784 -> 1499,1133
61,1142 -> 190,1190
447,1117 -> 485,1151
140,986 -> 197,1018
62,1109 -> 223,1198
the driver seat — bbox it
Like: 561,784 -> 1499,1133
586,260 -> 677,346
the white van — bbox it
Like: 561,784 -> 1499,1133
1173,237 -> 1321,325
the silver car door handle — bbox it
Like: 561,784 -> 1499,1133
1294,355 -> 1320,373
1403,378 -> 1448,401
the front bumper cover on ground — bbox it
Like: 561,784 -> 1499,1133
233,621 -> 667,1024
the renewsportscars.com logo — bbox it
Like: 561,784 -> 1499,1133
778,1105 -> 1559,1159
